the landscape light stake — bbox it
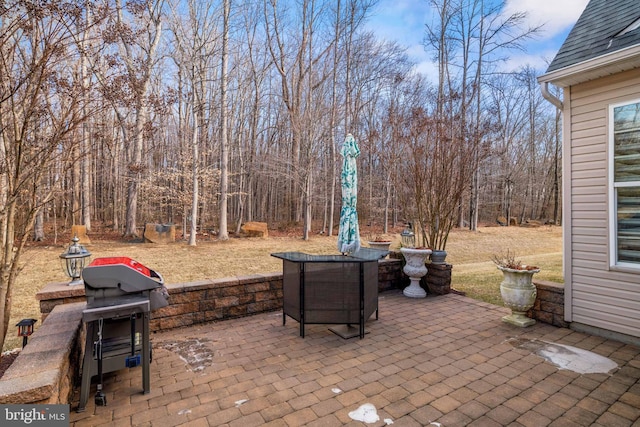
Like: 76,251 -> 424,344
16,318 -> 37,348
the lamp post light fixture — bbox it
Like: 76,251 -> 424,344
59,235 -> 91,285
401,222 -> 415,249
16,318 -> 37,348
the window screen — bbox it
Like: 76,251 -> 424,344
613,101 -> 640,264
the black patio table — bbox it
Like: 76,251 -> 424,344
271,248 -> 387,339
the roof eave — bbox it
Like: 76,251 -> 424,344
537,44 -> 640,87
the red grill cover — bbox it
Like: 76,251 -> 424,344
88,257 -> 152,278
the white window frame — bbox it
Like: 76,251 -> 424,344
608,98 -> 640,269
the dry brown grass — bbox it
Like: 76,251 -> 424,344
5,225 -> 562,351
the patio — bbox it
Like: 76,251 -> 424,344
69,291 -> 640,426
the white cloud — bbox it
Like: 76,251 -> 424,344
366,0 -> 431,46
404,44 -> 439,83
501,49 -> 557,73
413,60 -> 439,82
503,0 -> 590,37
368,0 -> 591,80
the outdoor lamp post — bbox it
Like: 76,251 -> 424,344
401,223 -> 415,248
59,236 -> 91,285
16,318 -> 37,348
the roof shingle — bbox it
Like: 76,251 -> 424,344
546,0 -> 640,72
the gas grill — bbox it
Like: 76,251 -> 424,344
77,257 -> 169,412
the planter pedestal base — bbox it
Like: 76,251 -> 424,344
403,281 -> 427,298
502,312 -> 536,327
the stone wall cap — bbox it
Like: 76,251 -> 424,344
0,369 -> 59,404
532,279 -> 564,290
36,282 -> 85,300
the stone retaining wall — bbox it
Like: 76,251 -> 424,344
530,279 -> 567,327
0,302 -> 84,404
423,263 -> 452,295
37,259 -> 403,332
154,273 -> 283,331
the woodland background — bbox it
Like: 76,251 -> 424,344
0,0 -> 562,348
2,0 -> 560,242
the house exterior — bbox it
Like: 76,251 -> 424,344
538,0 -> 640,344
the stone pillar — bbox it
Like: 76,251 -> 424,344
423,263 -> 452,295
377,259 -> 403,292
529,280 -> 567,327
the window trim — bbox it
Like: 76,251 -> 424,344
609,98 -> 640,269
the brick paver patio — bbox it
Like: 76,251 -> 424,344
70,291 -> 640,426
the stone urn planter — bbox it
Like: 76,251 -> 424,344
400,247 -> 432,298
498,265 -> 540,327
367,241 -> 392,252
430,250 -> 447,264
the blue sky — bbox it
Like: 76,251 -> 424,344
366,0 -> 590,81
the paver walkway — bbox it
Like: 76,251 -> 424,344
70,291 -> 640,426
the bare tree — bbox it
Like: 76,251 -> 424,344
218,0 -> 230,240
233,2 -> 271,233
487,73 -> 529,225
81,4 -> 93,231
399,96 -> 478,251
425,0 -> 540,231
263,0 -> 333,239
98,0 -> 164,237
168,0 -> 222,244
0,1 -> 87,353
325,0 -> 343,236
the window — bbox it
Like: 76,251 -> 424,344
610,100 -> 640,266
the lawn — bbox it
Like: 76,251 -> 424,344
5,224 -> 562,351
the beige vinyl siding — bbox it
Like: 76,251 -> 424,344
569,67 -> 640,338
571,138 -> 609,155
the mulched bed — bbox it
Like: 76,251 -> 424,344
0,350 -> 19,379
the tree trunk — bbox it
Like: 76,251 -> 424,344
34,208 -> 45,241
189,109 -> 199,246
218,0 -> 230,241
125,108 -> 145,237
327,0 -> 342,237
116,0 -> 163,237
81,5 -> 92,231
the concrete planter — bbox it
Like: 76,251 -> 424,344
401,247 -> 431,298
367,241 -> 391,253
430,250 -> 447,264
498,265 -> 540,327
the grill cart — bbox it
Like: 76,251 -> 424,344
77,257 -> 168,412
